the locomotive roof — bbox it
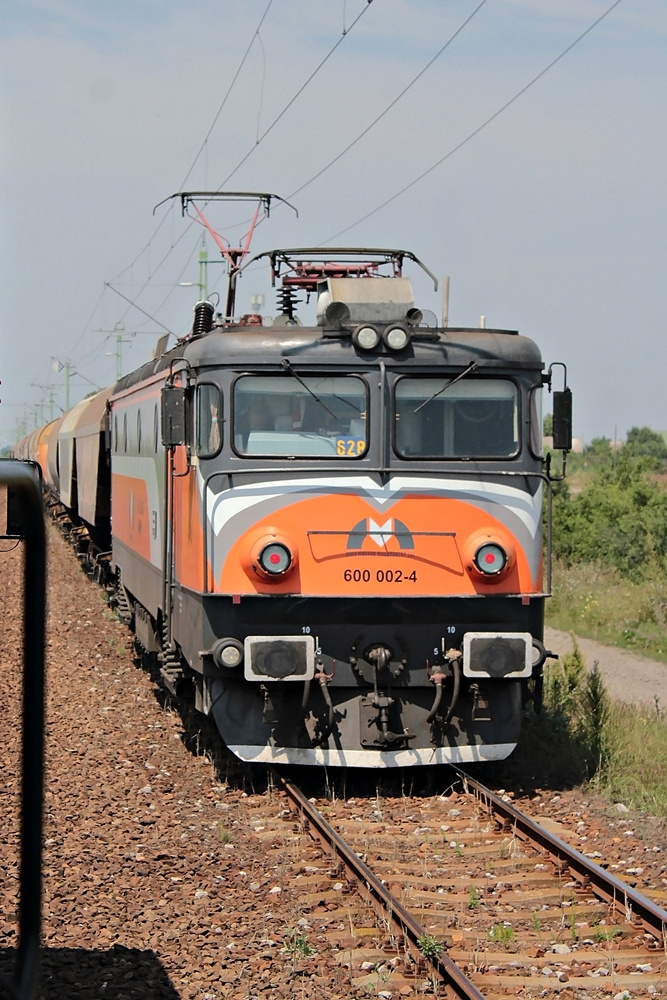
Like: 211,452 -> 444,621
181,323 -> 543,371
111,323 -> 543,397
113,249 -> 544,393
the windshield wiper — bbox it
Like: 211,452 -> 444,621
413,361 -> 478,413
280,359 -> 338,421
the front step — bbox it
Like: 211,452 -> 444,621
159,661 -> 187,697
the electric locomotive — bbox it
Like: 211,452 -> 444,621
18,241 -> 571,768
111,244 -> 571,767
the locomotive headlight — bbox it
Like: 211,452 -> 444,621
212,637 -> 244,669
249,529 -> 298,581
259,542 -> 292,575
383,325 -> 410,351
352,324 -> 380,350
474,542 -> 506,575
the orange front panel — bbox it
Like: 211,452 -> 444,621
111,474 -> 152,561
172,468 -> 208,591
218,493 -> 539,597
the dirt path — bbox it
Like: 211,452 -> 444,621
544,625 -> 667,709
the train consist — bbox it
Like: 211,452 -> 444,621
15,242 -> 571,767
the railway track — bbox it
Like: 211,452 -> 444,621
244,767 -> 667,998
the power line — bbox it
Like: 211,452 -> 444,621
103,2 -> 372,344
105,4 -> 375,338
103,283 -> 174,335
180,0 -> 275,191
322,0 -> 626,244
107,224 -> 197,322
288,0 -> 490,201
219,0 -> 375,189
141,233 -> 206,335
33,1 -> 375,396
107,1 -> 276,290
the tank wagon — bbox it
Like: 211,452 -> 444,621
17,244 -> 571,767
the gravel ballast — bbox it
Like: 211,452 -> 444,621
1,522 -> 665,999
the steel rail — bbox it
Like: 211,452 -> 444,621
451,766 -> 667,940
272,769 -> 485,1000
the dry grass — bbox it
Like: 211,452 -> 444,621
600,699 -> 667,815
547,559 -> 667,663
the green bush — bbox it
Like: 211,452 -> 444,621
542,641 -> 612,780
579,662 -> 612,776
552,452 -> 667,581
512,639 -> 666,816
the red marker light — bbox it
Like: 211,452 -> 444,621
474,542 -> 507,575
258,542 -> 292,575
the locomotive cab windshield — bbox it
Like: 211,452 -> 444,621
233,374 -> 368,457
394,377 -> 519,459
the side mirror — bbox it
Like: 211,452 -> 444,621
161,384 -> 187,447
552,388 -> 572,452
103,405 -> 112,454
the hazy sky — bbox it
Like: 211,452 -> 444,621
1,0 -> 665,446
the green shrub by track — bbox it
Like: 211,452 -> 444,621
512,640 -> 667,818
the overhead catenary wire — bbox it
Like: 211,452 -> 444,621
218,0 -> 375,189
20,2 -> 621,425
137,233 -> 209,339
184,0 -> 491,275
287,0 -> 490,202
105,2 -> 372,339
321,0 -> 626,244
22,4 -> 372,426
104,283 -> 174,335
23,285 -> 109,411
180,0 -> 275,192
107,0 -> 276,290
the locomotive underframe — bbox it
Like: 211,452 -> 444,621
163,587 -> 544,766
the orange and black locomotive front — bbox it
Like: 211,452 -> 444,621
160,280 -> 556,766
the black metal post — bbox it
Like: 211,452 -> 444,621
0,460 -> 46,1000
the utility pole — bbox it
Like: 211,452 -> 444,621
64,362 -> 73,411
97,321 -> 162,381
198,234 -> 209,299
178,236 -> 209,302
100,322 -> 133,380
50,359 -> 71,412
113,331 -> 134,380
31,384 -> 56,423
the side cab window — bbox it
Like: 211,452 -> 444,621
529,385 -> 543,458
196,383 -> 223,458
